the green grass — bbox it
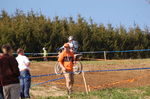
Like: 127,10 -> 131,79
31,58 -> 150,67
35,86 -> 150,99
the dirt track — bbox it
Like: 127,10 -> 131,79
30,59 -> 150,97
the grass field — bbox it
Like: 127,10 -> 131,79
30,59 -> 150,99
34,86 -> 150,99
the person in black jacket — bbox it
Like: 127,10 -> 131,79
0,86 -> 3,99
0,54 -> 4,99
0,44 -> 20,99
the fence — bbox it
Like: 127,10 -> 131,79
13,49 -> 150,61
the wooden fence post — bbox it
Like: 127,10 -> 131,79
104,51 -> 107,61
82,71 -> 88,94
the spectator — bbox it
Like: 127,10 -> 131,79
16,48 -> 31,99
42,47 -> 48,61
0,44 -> 20,99
0,52 -> 4,99
0,86 -> 3,99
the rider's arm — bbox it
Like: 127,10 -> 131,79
58,52 -> 66,71
71,40 -> 78,53
72,53 -> 76,64
59,62 -> 66,71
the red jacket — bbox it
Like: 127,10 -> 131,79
0,54 -> 20,86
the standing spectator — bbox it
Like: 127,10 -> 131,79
16,48 -> 31,99
0,52 -> 4,99
0,86 -> 3,99
58,43 -> 75,95
42,47 -> 48,61
0,44 -> 20,99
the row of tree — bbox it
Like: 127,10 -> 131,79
0,10 -> 150,59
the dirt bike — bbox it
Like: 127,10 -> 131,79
54,48 -> 83,75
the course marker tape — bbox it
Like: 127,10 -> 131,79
29,67 -> 150,79
13,49 -> 150,55
31,77 -> 65,87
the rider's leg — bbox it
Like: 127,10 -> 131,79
64,72 -> 74,95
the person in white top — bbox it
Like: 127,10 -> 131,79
42,47 -> 48,61
16,48 -> 31,99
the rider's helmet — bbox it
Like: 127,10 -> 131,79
68,36 -> 74,41
64,43 -> 70,48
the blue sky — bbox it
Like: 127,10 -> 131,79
0,0 -> 150,30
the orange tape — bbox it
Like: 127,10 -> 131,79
90,73 -> 150,90
51,82 -> 83,87
90,78 -> 136,89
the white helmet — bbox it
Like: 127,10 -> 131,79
43,47 -> 46,50
68,36 -> 74,41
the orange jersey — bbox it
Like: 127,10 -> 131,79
58,50 -> 74,71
